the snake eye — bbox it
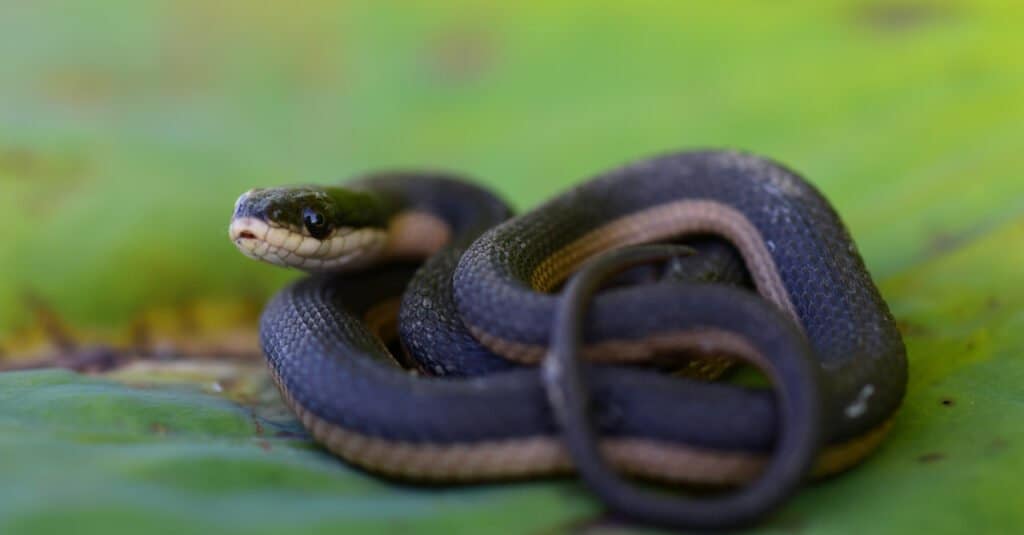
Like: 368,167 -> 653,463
303,207 -> 331,239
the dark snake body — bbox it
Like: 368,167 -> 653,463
259,150 -> 908,529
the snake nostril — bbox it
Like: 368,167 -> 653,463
238,231 -> 257,240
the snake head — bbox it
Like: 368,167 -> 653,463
229,185 -> 392,272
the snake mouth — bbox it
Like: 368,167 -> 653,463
229,217 -> 267,243
229,216 -> 389,271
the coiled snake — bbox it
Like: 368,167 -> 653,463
228,150 -> 907,529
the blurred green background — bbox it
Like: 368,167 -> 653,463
1,1 -> 1022,534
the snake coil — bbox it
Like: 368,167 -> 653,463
240,149 -> 908,530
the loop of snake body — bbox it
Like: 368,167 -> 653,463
229,149 -> 907,530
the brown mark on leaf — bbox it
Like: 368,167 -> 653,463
913,209 -> 1024,268
425,22 -> 498,84
987,438 -> 1008,454
926,231 -> 962,258
0,146 -> 93,218
0,146 -> 91,182
0,147 -> 39,177
917,452 -> 946,463
151,423 -> 169,435
895,318 -> 930,337
40,66 -> 119,107
940,397 -> 955,407
855,2 -> 954,34
22,292 -> 77,353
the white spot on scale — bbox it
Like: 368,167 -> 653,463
542,352 -> 562,383
845,384 -> 876,419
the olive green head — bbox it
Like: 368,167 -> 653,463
229,186 -> 393,271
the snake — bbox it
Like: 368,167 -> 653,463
228,149 -> 907,530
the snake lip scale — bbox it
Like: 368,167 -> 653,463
231,149 -> 908,530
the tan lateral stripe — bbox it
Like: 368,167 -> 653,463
271,367 -> 893,485
529,199 -> 799,324
811,418 -> 894,479
470,324 -> 744,372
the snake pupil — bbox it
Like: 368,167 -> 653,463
303,208 -> 331,239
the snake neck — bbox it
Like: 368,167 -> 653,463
352,172 -> 513,261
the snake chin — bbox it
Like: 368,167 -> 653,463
229,216 -> 388,272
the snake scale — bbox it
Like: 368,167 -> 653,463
229,149 -> 907,529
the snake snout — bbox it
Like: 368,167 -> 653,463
228,217 -> 268,243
